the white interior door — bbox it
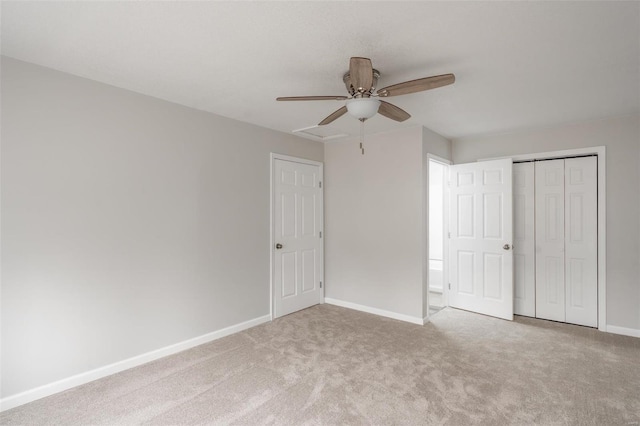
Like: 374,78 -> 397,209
513,162 -> 536,317
535,159 -> 566,322
449,159 -> 514,320
273,158 -> 323,318
564,156 -> 598,327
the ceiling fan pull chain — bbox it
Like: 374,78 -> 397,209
360,119 -> 365,155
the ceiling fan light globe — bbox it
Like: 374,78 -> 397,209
346,98 -> 380,120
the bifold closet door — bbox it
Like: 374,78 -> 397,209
513,163 -> 535,317
534,157 -> 597,326
564,157 -> 597,327
535,159 -> 566,322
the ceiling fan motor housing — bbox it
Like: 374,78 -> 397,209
343,69 -> 380,97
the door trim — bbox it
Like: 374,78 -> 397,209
270,153 -> 324,320
481,146 -> 606,331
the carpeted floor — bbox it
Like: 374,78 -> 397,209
1,305 -> 639,425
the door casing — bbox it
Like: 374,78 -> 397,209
426,154 -> 451,319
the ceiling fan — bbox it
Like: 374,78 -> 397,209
276,57 -> 455,125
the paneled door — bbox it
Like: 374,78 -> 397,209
515,157 -> 598,326
535,159 -> 567,322
513,162 -> 536,317
449,159 -> 514,320
272,157 -> 323,318
564,157 -> 598,327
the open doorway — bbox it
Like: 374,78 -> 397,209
428,156 -> 449,317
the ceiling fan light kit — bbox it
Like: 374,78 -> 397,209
346,98 -> 380,121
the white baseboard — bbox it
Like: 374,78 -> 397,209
325,297 -> 425,325
606,324 -> 640,338
0,314 -> 271,412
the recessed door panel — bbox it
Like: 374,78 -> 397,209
301,249 -> 316,293
458,172 -> 474,186
483,193 -> 503,239
545,256 -> 562,305
545,194 -> 562,241
483,169 -> 503,185
483,253 -> 503,300
301,171 -> 317,188
281,169 -> 296,186
567,258 -> 585,307
458,251 -> 475,295
458,194 -> 475,238
281,193 -> 297,238
281,252 -> 297,298
301,193 -> 316,237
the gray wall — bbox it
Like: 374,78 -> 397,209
452,114 -> 640,331
1,57 -> 323,397
325,127 -> 425,319
325,126 -> 451,321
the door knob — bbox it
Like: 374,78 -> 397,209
503,244 -> 511,250
275,243 -> 283,249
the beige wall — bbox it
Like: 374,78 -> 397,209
325,126 -> 451,321
452,114 -> 640,331
1,57 -> 323,398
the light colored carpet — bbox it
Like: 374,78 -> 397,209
1,305 -> 639,425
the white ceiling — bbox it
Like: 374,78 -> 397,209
2,1 -> 639,140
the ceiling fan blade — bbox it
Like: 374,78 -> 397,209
350,57 -> 373,92
378,101 -> 411,122
377,73 -> 455,97
318,106 -> 348,125
277,95 -> 348,101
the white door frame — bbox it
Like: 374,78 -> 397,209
426,154 -> 451,318
481,146 -> 606,331
270,153 -> 324,320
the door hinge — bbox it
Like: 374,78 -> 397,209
319,181 -> 322,188
448,232 -> 451,239
320,281 -> 323,288
448,283 -> 451,290
319,231 -> 322,238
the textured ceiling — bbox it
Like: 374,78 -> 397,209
2,1 -> 639,140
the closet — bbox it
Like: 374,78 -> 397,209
513,156 -> 598,327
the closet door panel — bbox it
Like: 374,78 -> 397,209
535,160 -> 565,322
564,157 -> 598,327
513,162 -> 535,317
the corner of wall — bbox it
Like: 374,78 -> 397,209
421,126 -> 452,162
420,126 -> 452,320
